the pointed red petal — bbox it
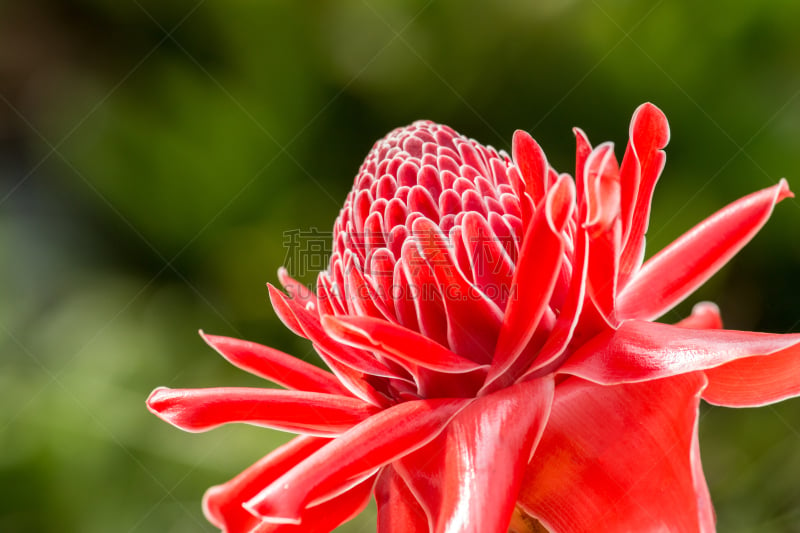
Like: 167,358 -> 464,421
313,343 -> 393,408
400,239 -> 450,348
249,474 -> 377,533
412,217 -> 503,363
560,319 -> 800,385
582,142 -> 622,322
203,435 -> 329,532
245,397 -> 468,523
572,127 -> 592,197
507,166 -> 534,227
485,176 -> 574,390
520,222 -> 590,377
518,132 -> 596,377
512,130 -> 549,205
343,254 -> 394,320
517,374 -> 714,533
703,346 -> 800,406
146,387 -> 378,436
460,212 -> 515,309
322,315 -> 486,374
396,378 -> 554,533
376,466 -> 430,533
277,267 -> 317,307
199,332 -> 348,395
585,219 -> 621,323
618,102 -> 670,286
267,283 -> 391,407
583,142 -> 621,236
618,180 -> 793,320
323,309 -> 480,400
268,284 -> 395,378
269,282 -> 306,338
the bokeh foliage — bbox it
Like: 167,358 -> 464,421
1,0 -> 799,531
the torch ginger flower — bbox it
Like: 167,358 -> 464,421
147,103 -> 800,532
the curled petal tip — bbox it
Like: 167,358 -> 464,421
146,386 -> 169,403
197,330 -> 226,355
546,174 -> 576,233
638,101 -> 661,113
583,142 -> 620,234
512,129 -> 531,143
201,485 -> 226,529
276,267 -> 296,291
276,268 -> 316,305
511,130 -> 543,160
675,301 -> 723,330
145,387 -> 216,434
778,178 -> 793,199
266,282 -> 283,299
512,129 -> 548,202
691,301 -> 720,315
573,127 -> 592,151
145,387 -> 173,417
631,102 -> 670,149
198,329 -> 216,345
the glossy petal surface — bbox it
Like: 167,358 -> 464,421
147,107 -> 798,533
618,102 -> 670,285
703,348 -> 800,406
397,378 -> 554,533
203,435 -> 329,532
323,315 -> 485,374
487,176 -> 573,389
376,466 -> 429,533
200,332 -> 348,395
245,397 -> 467,523
250,474 -> 376,533
146,387 -> 378,436
618,180 -> 792,320
517,374 -> 713,533
561,320 -> 800,385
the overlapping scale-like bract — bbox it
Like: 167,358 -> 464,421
148,104 -> 800,533
325,122 -> 534,361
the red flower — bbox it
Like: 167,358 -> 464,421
147,104 -> 800,533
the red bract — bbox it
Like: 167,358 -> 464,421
148,104 -> 800,533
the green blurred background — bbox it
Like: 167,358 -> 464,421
1,1 -> 799,531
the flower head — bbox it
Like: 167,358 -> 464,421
148,104 -> 800,533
